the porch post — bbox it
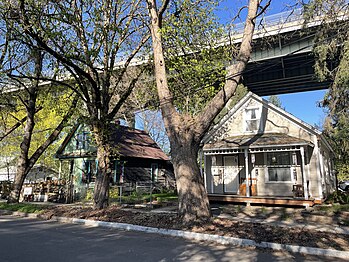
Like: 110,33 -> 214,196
315,141 -> 324,199
319,148 -> 326,194
300,146 -> 309,200
305,149 -> 311,198
244,148 -> 250,197
202,151 -> 207,190
58,160 -> 62,179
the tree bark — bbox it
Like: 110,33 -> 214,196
92,123 -> 113,209
171,136 -> 211,224
7,49 -> 41,203
147,0 -> 260,225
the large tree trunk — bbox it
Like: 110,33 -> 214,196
7,49 -> 40,203
7,163 -> 28,203
171,137 -> 211,224
92,123 -> 113,209
147,0 -> 260,225
7,95 -> 36,203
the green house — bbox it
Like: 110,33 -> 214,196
55,123 -> 174,200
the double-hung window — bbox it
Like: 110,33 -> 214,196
245,107 -> 260,132
76,132 -> 90,150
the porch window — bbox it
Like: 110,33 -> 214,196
81,160 -> 97,183
266,152 -> 292,182
245,107 -> 260,132
113,160 -> 124,184
151,163 -> 159,182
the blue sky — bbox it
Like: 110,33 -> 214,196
264,90 -> 327,127
218,0 -> 327,127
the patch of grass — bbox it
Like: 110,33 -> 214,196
316,203 -> 349,213
0,203 -> 48,214
280,208 -> 291,221
110,191 -> 178,204
326,191 -> 349,205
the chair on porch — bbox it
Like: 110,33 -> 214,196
292,184 -> 304,198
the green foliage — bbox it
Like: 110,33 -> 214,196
85,188 -> 94,201
0,86 -> 77,174
161,0 -> 234,115
109,186 -> 119,199
325,191 -> 349,205
304,1 -> 349,176
336,161 -> 349,181
0,203 -> 48,213
213,84 -> 248,125
268,95 -> 283,108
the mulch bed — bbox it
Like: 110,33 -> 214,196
39,205 -> 349,252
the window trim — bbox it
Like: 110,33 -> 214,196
76,131 -> 90,150
151,163 -> 159,182
264,152 -> 295,183
244,106 -> 262,133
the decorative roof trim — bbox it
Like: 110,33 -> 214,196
202,92 -> 323,145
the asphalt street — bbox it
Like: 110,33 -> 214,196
0,215 -> 344,262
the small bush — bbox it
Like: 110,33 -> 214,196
85,188 -> 94,201
326,191 -> 349,205
109,187 -> 119,199
0,203 -> 47,213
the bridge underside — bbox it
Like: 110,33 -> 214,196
243,53 -> 331,96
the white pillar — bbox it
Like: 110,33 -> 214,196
315,142 -> 323,199
306,150 -> 311,198
300,146 -> 308,200
199,149 -> 203,176
58,160 -> 62,179
244,148 -> 250,197
319,149 -> 326,195
203,152 -> 207,190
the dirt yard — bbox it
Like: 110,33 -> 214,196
37,204 -> 349,252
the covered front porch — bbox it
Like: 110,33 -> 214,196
202,134 -> 317,204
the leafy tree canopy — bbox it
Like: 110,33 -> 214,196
304,0 -> 349,180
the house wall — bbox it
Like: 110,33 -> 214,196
213,98 -> 315,144
61,125 -> 96,156
318,141 -> 336,197
307,145 -> 319,198
305,138 -> 336,199
68,157 -> 174,200
207,152 -> 304,197
204,95 -> 333,200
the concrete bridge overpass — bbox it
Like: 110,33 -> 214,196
227,9 -> 335,96
2,9 -> 337,98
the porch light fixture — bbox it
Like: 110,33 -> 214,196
271,156 -> 277,163
251,153 -> 255,164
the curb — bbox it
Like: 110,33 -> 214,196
2,210 -> 349,259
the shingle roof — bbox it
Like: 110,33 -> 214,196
108,125 -> 169,160
56,124 -> 169,161
203,133 -> 313,151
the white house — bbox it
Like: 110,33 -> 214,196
202,92 -> 336,206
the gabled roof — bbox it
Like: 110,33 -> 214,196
56,124 -> 169,161
202,92 -> 332,151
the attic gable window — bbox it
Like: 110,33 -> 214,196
76,132 -> 89,150
245,107 -> 260,132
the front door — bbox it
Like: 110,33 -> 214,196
223,156 -> 239,193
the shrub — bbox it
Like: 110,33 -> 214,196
326,191 -> 349,204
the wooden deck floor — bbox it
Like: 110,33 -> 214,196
208,194 -> 317,207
